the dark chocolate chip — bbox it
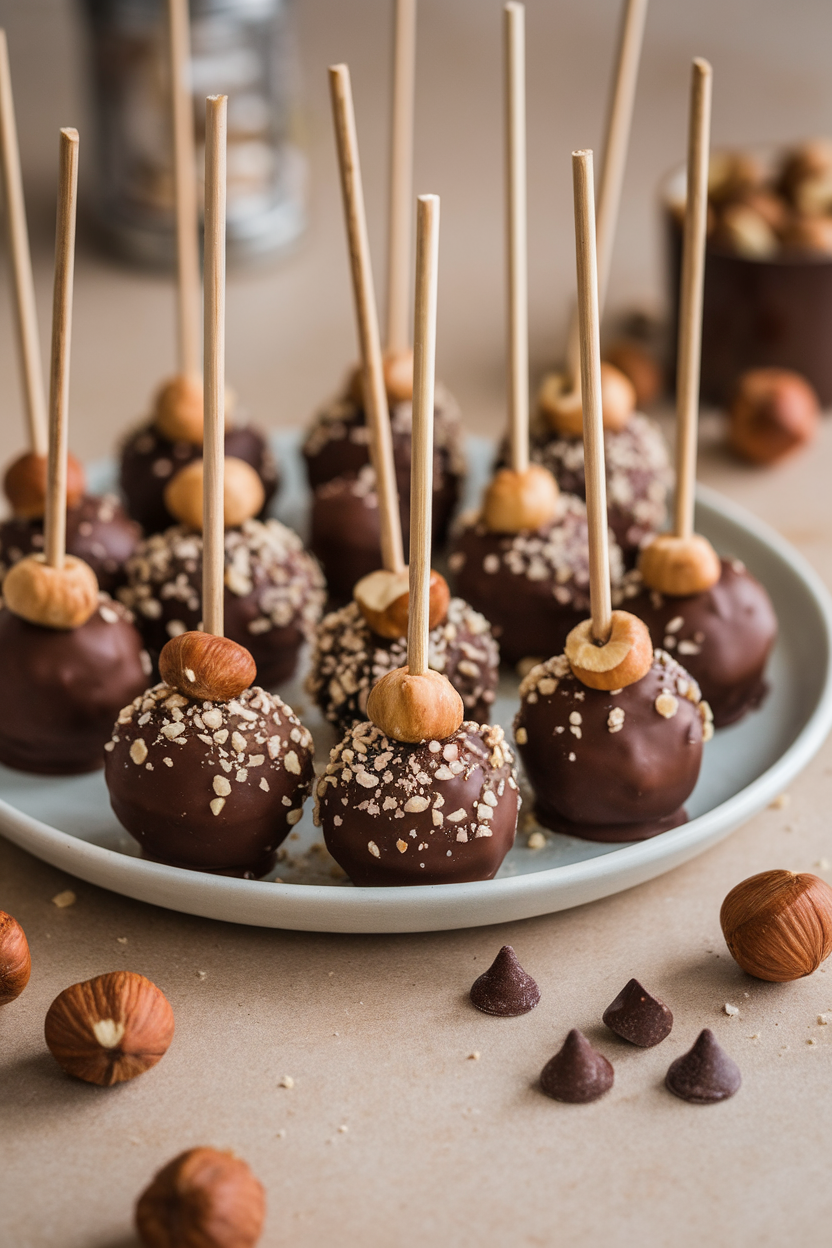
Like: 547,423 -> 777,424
602,977 -> 673,1047
665,1028 -> 741,1104
470,945 -> 541,1017
540,1029 -> 614,1103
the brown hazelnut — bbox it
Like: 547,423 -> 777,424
538,363 -> 635,438
720,869 -> 832,981
353,568 -> 450,639
777,139 -> 832,209
3,553 -> 100,630
781,214 -> 832,255
708,150 -> 764,205
713,203 -> 779,259
638,533 -> 722,597
159,632 -> 257,703
728,368 -> 820,466
482,465 -> 559,533
347,348 -> 415,407
3,450 -> 85,518
153,375 -> 238,445
367,666 -> 464,744
603,341 -> 663,408
45,970 -> 175,1085
0,911 -> 31,1005
135,1147 -> 266,1248
164,457 -> 265,531
565,611 -> 653,691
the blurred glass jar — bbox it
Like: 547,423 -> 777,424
82,0 -> 306,265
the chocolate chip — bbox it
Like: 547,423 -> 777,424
470,945 -> 541,1017
602,977 -> 673,1047
540,1029 -> 614,1103
665,1028 -> 741,1104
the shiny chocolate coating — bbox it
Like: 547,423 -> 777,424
449,495 -> 624,667
105,683 -> 315,876
307,598 -> 499,731
309,468 -> 386,603
0,493 -> 140,595
119,519 -> 325,688
514,651 -> 707,842
119,420 -> 278,535
302,383 -> 465,548
0,599 -> 149,775
623,558 -> 776,728
315,720 -> 519,886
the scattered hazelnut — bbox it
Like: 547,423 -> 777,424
638,533 -> 722,597
728,368 -> 820,466
348,348 -> 414,406
565,611 -> 653,691
44,970 -> 175,1085
367,666 -> 464,743
159,632 -> 257,703
353,567 -> 450,639
720,869 -> 832,981
3,450 -> 85,518
135,1147 -> 266,1248
781,214 -> 832,255
712,203 -> 779,259
164,456 -> 265,531
603,341 -> 663,408
0,911 -> 31,1005
538,362 -> 635,438
481,464 -> 559,534
3,553 -> 100,630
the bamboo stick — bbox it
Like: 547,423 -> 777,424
202,95 -> 227,637
385,0 -> 417,355
168,0 -> 201,380
504,2 -> 529,474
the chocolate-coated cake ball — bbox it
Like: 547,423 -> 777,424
105,683 -> 314,876
315,720 -> 519,885
622,557 -> 777,728
524,411 -> 671,562
307,597 -> 499,730
309,468 -> 384,602
514,651 -> 710,842
119,421 -> 278,535
303,382 -> 465,547
0,598 -> 149,775
0,493 -> 140,595
119,519 -> 325,686
449,494 -> 625,667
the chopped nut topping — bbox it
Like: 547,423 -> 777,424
655,691 -> 679,719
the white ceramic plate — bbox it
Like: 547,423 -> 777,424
0,436 -> 830,933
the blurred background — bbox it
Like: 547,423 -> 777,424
1,0 -> 832,462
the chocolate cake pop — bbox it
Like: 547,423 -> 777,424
317,182 -> 519,885
116,0 -> 278,535
514,147 -> 709,843
106,97 -> 314,877
626,61 -> 777,727
0,128 -> 148,775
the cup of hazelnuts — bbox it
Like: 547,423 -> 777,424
664,142 -> 832,409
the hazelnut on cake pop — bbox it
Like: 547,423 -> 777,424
624,62 -> 776,727
0,35 -> 139,594
0,129 -> 148,774
316,188 -> 519,885
306,64 -> 498,729
117,0 -> 277,535
105,99 -> 313,877
524,0 -> 671,563
305,1 -> 464,579
514,147 -> 709,842
451,4 -> 625,668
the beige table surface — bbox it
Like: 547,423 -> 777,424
3,2 -> 832,1245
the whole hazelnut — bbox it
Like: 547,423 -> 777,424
721,869 -> 832,981
638,532 -> 722,596
3,553 -> 100,630
565,611 -> 653,692
164,456 -> 265,531
367,666 -> 464,744
135,1147 -> 266,1248
353,567 -> 450,639
603,341 -> 663,408
713,202 -> 778,259
777,139 -> 832,210
708,150 -> 764,204
0,911 -> 31,1005
348,348 -> 415,406
44,970 -> 175,1085
781,214 -> 832,256
159,632 -> 257,703
482,464 -> 559,534
4,450 -> 85,518
538,363 -> 635,438
728,368 -> 820,466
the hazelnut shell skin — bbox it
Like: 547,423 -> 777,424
158,632 -> 257,702
728,368 -> 820,466
720,869 -> 832,981
44,971 -> 175,1085
0,911 -> 31,1005
4,450 -> 85,518
135,1147 -> 266,1248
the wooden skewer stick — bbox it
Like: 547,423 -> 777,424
673,58 -> 712,541
565,0 -> 649,387
202,95 -> 227,638
329,64 -> 405,576
504,1 -> 529,475
168,0 -> 201,380
385,0 -> 417,355
0,30 -> 48,456
572,149 -> 612,643
407,194 -> 440,677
